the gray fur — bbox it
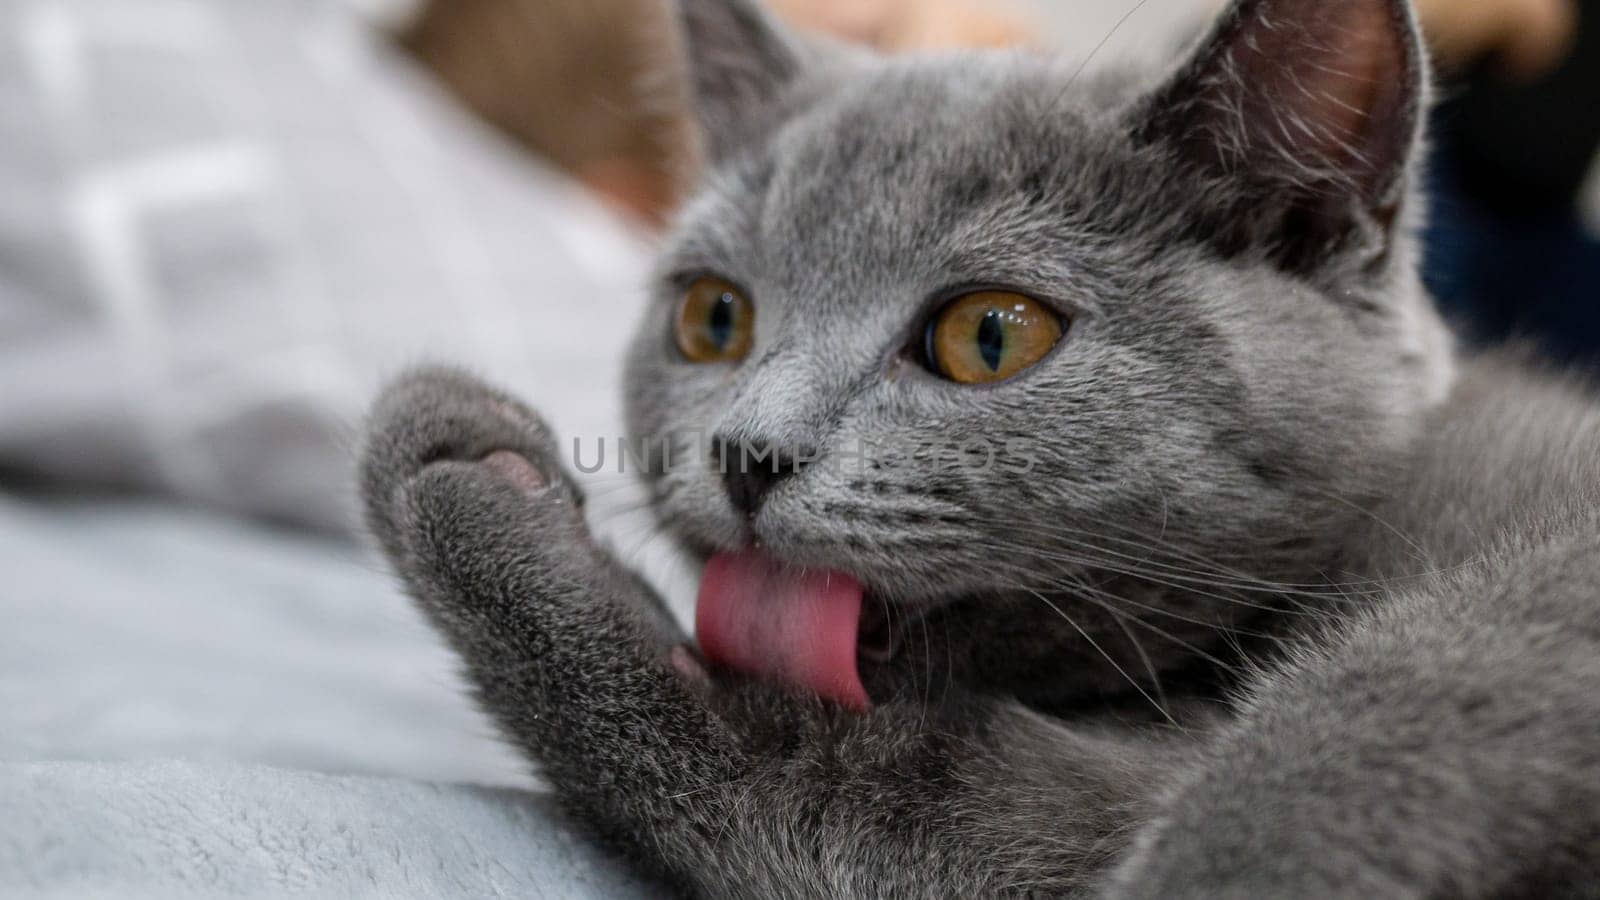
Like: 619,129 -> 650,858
360,0 -> 1600,894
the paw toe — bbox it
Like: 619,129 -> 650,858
360,367 -> 575,550
481,449 -> 548,495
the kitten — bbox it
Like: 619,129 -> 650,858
360,0 -> 1600,895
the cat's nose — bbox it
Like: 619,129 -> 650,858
714,434 -> 807,516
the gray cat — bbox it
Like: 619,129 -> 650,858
359,0 -> 1600,894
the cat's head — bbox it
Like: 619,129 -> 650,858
624,0 -> 1454,707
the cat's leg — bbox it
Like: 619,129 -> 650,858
1107,530 -> 1600,899
361,368 -> 1164,898
361,367 -> 684,646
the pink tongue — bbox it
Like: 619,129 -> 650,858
695,551 -> 870,712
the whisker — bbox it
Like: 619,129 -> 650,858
965,536 -> 1336,624
970,549 -> 1285,641
960,514 -> 1389,599
1109,602 -> 1169,713
1063,0 -> 1156,92
1298,483 -> 1433,567
979,556 -> 1241,670
1024,588 -> 1177,727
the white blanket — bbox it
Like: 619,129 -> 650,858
0,495 -> 656,898
3,761 -> 648,900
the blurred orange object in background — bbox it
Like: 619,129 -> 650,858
403,0 -> 1032,225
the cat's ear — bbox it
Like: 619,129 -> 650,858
1133,0 -> 1426,274
675,0 -> 808,164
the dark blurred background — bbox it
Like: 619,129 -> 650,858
1424,0 -> 1600,370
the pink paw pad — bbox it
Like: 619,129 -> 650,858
480,450 -> 547,495
668,644 -> 711,687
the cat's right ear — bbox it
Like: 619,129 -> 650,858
675,0 -> 807,165
1130,0 -> 1426,276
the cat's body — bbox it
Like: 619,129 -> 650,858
1121,352 -> 1600,894
360,0 -> 1600,895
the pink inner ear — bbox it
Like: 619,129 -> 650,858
1227,0 -> 1413,190
1142,0 -> 1420,207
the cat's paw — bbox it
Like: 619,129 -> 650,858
363,367 -> 580,537
359,367 -> 596,605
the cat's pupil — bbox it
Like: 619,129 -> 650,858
977,310 -> 1004,371
708,293 -> 735,348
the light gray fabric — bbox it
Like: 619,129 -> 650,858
0,7 -> 686,889
0,492 -> 655,897
0,494 -> 523,780
0,0 -> 651,533
2,760 -> 650,900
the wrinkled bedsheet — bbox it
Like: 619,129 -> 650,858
0,493 -> 655,898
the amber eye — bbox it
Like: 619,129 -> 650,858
675,277 -> 754,363
924,291 -> 1064,384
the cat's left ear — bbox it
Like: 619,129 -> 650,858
1132,0 -> 1426,274
675,0 -> 813,165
